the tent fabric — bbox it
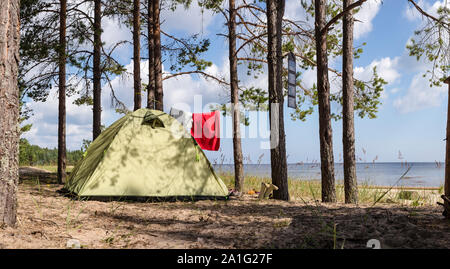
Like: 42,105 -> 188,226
190,111 -> 220,151
64,108 -> 228,198
143,110 -> 165,128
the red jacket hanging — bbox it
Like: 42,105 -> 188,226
191,111 -> 220,151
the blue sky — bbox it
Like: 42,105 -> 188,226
23,0 -> 449,163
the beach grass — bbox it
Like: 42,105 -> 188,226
32,165 -> 74,173
218,172 -> 441,206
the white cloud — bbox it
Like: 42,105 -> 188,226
296,56 -> 400,102
102,17 -> 132,47
297,55 -> 401,98
393,73 -> 447,113
397,43 -> 431,74
161,2 -> 217,35
354,0 -> 382,39
404,0 -> 448,21
284,0 -> 311,23
101,17 -> 133,61
351,53 -> 446,108
163,62 -> 230,111
23,85 -> 93,150
354,57 -> 401,84
284,0 -> 382,40
300,68 -> 317,90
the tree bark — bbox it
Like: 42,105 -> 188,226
228,0 -> 244,193
267,0 -> 289,201
93,0 -> 102,140
0,0 -> 20,227
342,0 -> 358,203
315,0 -> 336,203
153,0 -> 163,111
133,0 -> 141,111
147,0 -> 155,109
444,77 -> 450,218
58,0 -> 67,185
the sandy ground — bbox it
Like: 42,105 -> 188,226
0,168 -> 449,249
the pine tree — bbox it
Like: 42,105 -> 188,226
228,0 -> 245,194
153,0 -> 163,110
267,0 -> 289,201
0,0 -> 20,227
342,0 -> 358,204
133,0 -> 142,111
58,0 -> 67,185
147,0 -> 155,109
93,0 -> 102,140
314,0 -> 368,202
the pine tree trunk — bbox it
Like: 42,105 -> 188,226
444,78 -> 450,218
274,0 -> 289,201
0,0 -> 20,227
147,0 -> 155,109
58,0 -> 67,185
342,0 -> 358,204
267,0 -> 289,201
153,0 -> 163,111
93,0 -> 102,140
315,0 -> 336,203
228,0 -> 244,193
133,0 -> 141,111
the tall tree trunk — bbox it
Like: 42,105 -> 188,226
58,0 -> 67,185
342,0 -> 358,203
153,0 -> 163,111
315,0 -> 336,203
267,0 -> 289,201
0,0 -> 20,227
228,0 -> 244,193
444,77 -> 450,218
147,0 -> 155,109
133,0 -> 141,111
93,0 -> 102,140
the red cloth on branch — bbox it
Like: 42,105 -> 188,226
190,111 -> 220,151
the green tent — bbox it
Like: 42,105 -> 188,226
63,108 -> 228,199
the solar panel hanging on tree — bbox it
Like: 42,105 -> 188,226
287,52 -> 297,109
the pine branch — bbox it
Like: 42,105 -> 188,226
321,0 -> 367,35
407,0 -> 450,28
163,71 -> 229,86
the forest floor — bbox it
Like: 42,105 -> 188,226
0,166 -> 449,249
